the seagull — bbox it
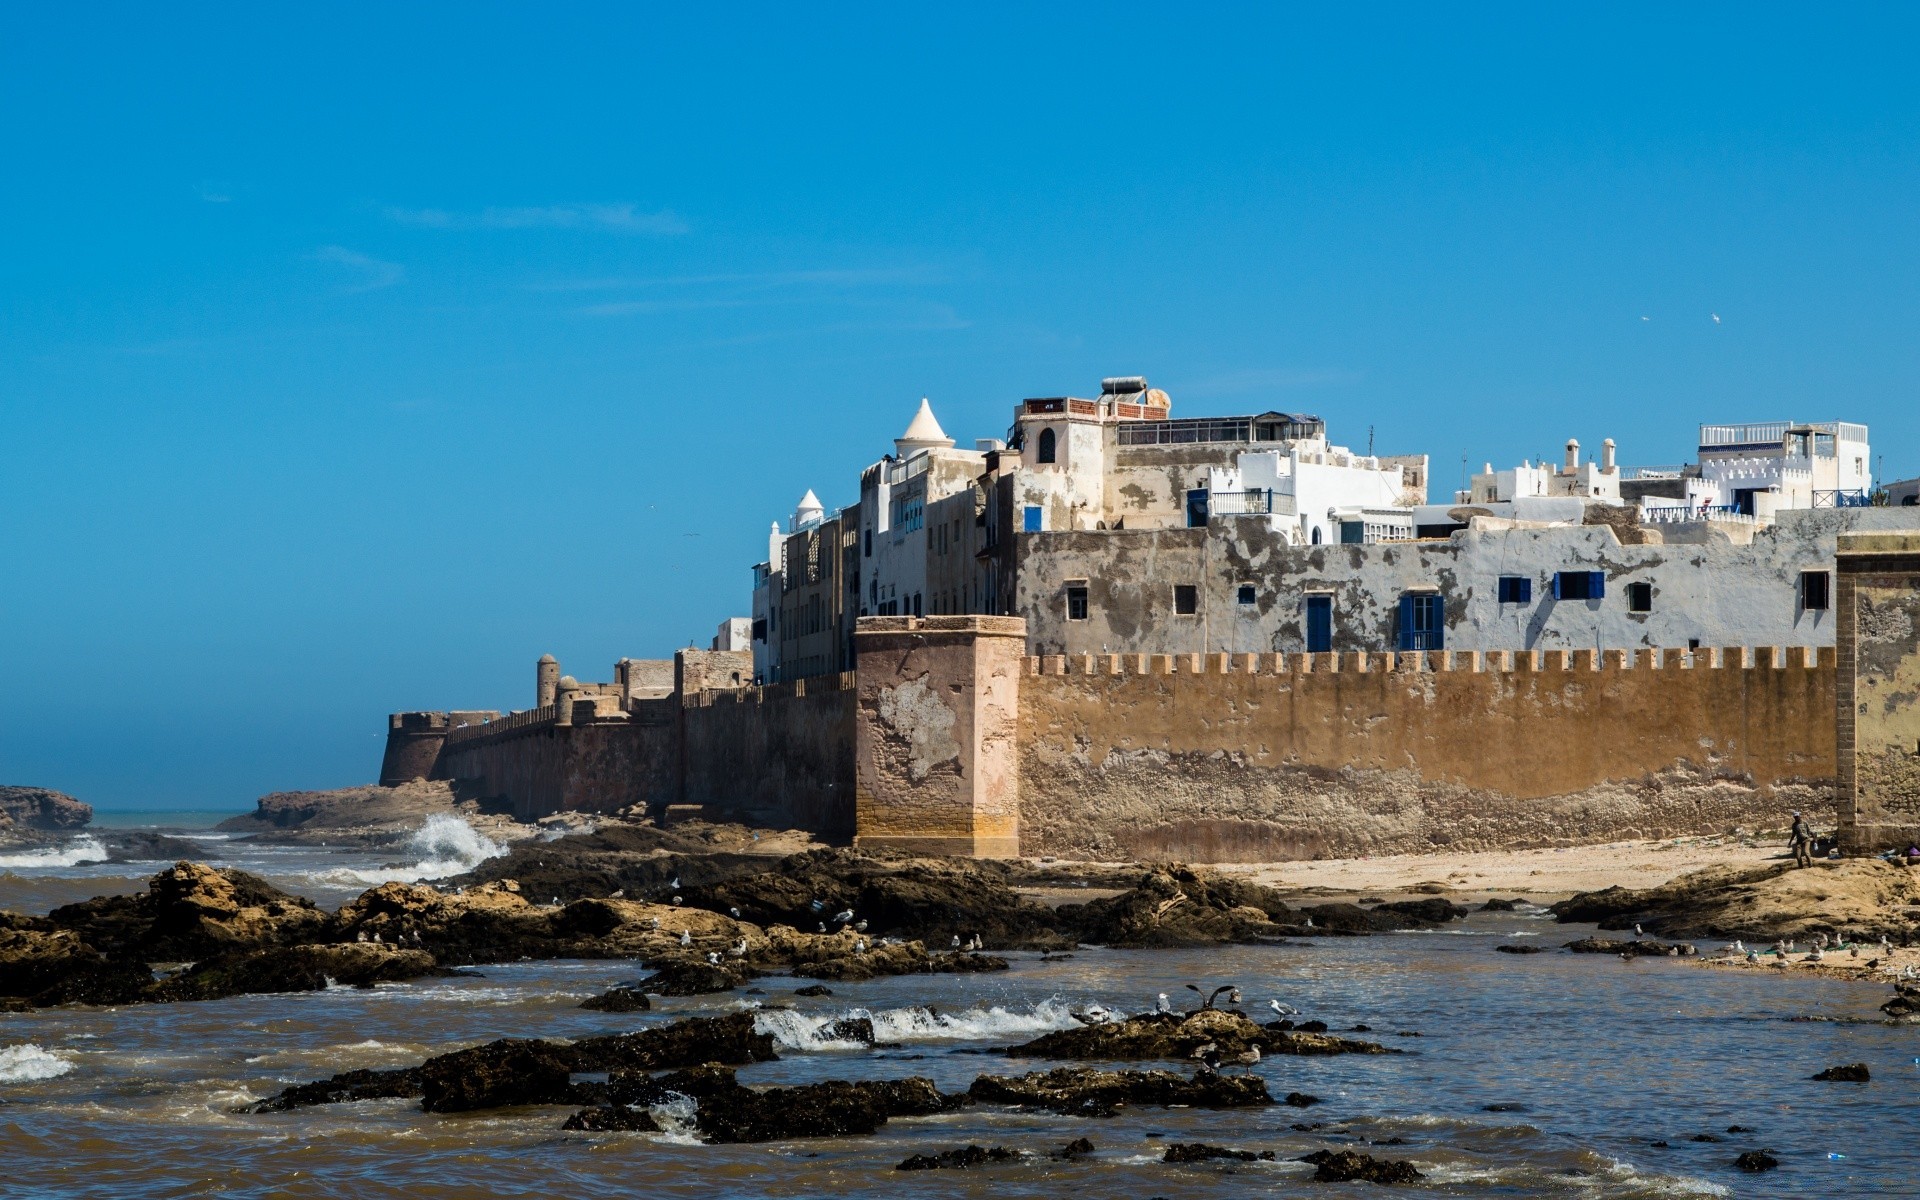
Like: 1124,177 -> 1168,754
1269,999 -> 1298,1017
832,909 -> 855,925
817,922 -> 827,933
950,935 -> 962,948
1732,939 -> 1744,953
855,939 -> 868,955
1304,915 -> 1314,929
356,931 -> 368,943
372,932 -> 382,944
729,938 -> 748,958
1641,315 -> 1651,322
649,917 -> 661,930
551,896 -> 561,907
1157,992 -> 1172,1013
1746,951 -> 1759,963
1634,924 -> 1644,938
1226,1045 -> 1262,1072
679,930 -> 692,947
729,907 -> 742,919
1188,984 -> 1239,1011
706,951 -> 721,965
672,895 -> 684,906
1711,313 -> 1721,324
810,899 -> 826,912
967,935 -> 982,951
610,889 -> 624,899
853,919 -> 868,933
669,877 -> 680,890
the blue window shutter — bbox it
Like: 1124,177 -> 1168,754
1590,571 -> 1606,598
1550,573 -> 1563,601
1397,593 -> 1416,651
1519,578 -> 1532,603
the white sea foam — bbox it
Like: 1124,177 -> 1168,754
647,1092 -> 703,1144
311,815 -> 507,886
0,836 -> 108,869
0,1044 -> 74,1083
756,998 -> 1089,1052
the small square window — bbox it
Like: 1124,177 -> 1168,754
1627,581 -> 1653,613
1801,570 -> 1831,611
1237,584 -> 1257,605
1022,505 -> 1044,533
1552,570 -> 1604,601
1497,576 -> 1532,604
1066,584 -> 1089,621
1173,584 -> 1199,615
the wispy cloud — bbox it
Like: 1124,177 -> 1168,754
312,245 -> 405,293
385,202 -> 688,235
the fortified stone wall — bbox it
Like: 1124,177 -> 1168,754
682,676 -> 857,835
1016,646 -> 1837,861
437,711 -> 677,820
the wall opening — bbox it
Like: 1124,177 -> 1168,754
1627,581 -> 1653,613
1173,584 -> 1199,615
1066,583 -> 1090,621
1036,427 -> 1057,464
1801,570 -> 1831,611
1305,594 -> 1333,652
1497,576 -> 1532,604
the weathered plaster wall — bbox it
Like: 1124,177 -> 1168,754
1017,508 -> 1920,657
854,616 -> 1025,857
1018,648 -> 1836,861
1837,533 -> 1920,851
682,677 -> 857,835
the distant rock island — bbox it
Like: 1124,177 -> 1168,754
0,786 -> 92,846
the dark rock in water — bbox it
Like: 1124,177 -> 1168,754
967,1067 -> 1273,1116
1690,1133 -> 1722,1143
1734,1150 -> 1779,1172
48,862 -> 329,961
413,1013 -> 778,1112
420,1038 -> 582,1112
1010,1009 -> 1393,1062
1299,1149 -> 1423,1184
1284,1092 -> 1322,1107
1479,898 -> 1525,911
1811,1062 -> 1870,1082
562,1105 -> 661,1132
1295,1019 -> 1329,1033
822,1017 -> 876,1045
1483,1103 -> 1527,1112
794,984 -> 834,997
605,1065 -> 743,1108
897,1144 -> 1021,1170
251,1067 -> 424,1112
0,921 -> 152,1006
1562,937 -> 1695,957
1371,1137 -> 1407,1146
1163,1142 -> 1274,1163
1726,1125 -> 1755,1133
1350,1023 -> 1371,1031
1496,944 -> 1545,955
696,1075 -> 956,1143
580,986 -> 651,1012
1054,1137 -> 1095,1159
102,832 -> 204,862
1375,898 -> 1470,924
1649,1140 -> 1669,1148
148,944 -> 438,1003
637,960 -> 750,995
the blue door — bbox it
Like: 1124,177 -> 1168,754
1305,595 -> 1332,652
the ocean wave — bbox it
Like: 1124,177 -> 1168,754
0,836 -> 109,870
307,815 -> 506,886
0,1044 -> 74,1084
756,998 -> 1089,1051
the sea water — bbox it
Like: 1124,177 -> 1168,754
0,840 -> 1913,1199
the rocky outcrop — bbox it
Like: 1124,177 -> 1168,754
212,782 -> 524,847
1299,1148 -> 1423,1184
693,1075 -> 957,1143
579,986 -> 651,1012
1562,937 -> 1696,957
1734,1150 -> 1779,1171
1053,865 -> 1292,947
48,862 -> 329,961
0,920 -> 152,1006
635,961 -> 753,995
1881,983 -> 1920,1022
967,1067 -> 1273,1116
1551,860 -> 1919,940
898,1145 -> 1021,1170
0,787 -> 92,843
1009,1009 -> 1394,1061
251,1067 -> 424,1112
561,1105 -> 661,1131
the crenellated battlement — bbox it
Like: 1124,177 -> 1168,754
1021,645 -> 1835,677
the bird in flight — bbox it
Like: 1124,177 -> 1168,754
1711,313 -> 1721,324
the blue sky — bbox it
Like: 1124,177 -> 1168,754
4,5 -> 1917,809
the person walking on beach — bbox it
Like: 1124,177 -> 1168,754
1789,811 -> 1814,868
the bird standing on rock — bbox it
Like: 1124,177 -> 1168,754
729,907 -> 741,919
1157,992 -> 1172,1013
729,938 -> 748,958
1226,1046 -> 1262,1072
854,919 -> 868,933
706,951 -> 720,965
679,930 -> 692,947
672,896 -> 683,906
833,909 -> 855,925
669,877 -> 680,890
649,917 -> 661,930
950,935 -> 961,948
1269,999 -> 1297,1017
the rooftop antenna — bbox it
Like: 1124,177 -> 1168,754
1368,425 -> 1375,456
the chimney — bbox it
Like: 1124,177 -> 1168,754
1601,438 -> 1616,473
1564,438 -> 1580,473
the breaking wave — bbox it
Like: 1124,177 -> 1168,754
0,836 -> 108,870
756,998 -> 1090,1052
312,815 -> 506,886
0,1044 -> 74,1084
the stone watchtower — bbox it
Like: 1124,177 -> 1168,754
537,654 -> 560,708
852,615 -> 1027,858
1836,533 -> 1920,851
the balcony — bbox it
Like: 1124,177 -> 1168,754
1812,489 -> 1874,508
1203,488 -> 1298,517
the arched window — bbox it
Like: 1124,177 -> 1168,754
1037,427 -> 1057,464
1311,526 -> 1323,545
